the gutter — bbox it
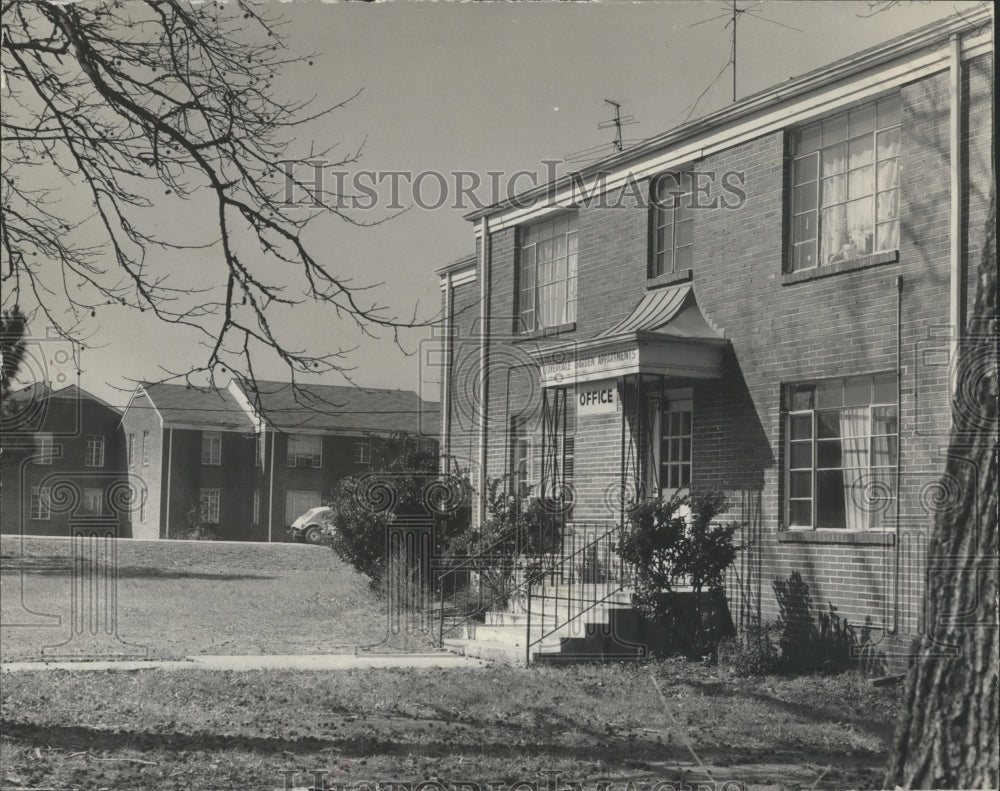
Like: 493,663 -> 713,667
268,430 -> 275,543
441,270 -> 453,472
165,428 -> 173,539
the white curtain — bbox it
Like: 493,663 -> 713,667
840,406 -> 869,531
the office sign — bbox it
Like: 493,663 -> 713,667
576,380 -> 617,416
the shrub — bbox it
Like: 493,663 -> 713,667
616,491 -> 743,655
720,622 -> 781,677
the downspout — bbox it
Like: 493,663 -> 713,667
267,430 -> 275,542
948,33 -> 963,404
441,271 -> 453,473
477,216 -> 491,526
165,428 -> 173,538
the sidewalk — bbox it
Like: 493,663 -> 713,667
1,652 -> 486,672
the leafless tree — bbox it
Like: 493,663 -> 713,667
1,0 -> 417,405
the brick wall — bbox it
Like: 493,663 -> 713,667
120,391 -> 163,541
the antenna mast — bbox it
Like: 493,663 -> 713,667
598,99 -> 635,153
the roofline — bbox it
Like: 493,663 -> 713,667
435,253 -> 478,278
118,384 -> 163,429
463,6 -> 992,223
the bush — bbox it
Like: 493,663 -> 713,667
616,491 -> 743,655
719,622 -> 781,677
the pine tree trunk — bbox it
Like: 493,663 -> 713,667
886,190 -> 998,788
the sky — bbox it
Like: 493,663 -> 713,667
21,0 -> 987,411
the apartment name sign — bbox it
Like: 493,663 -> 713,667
540,346 -> 640,387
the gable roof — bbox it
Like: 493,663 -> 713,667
238,380 -> 439,436
138,383 -> 256,431
2,382 -> 119,412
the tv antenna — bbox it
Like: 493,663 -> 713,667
690,2 -> 802,102
598,99 -> 638,153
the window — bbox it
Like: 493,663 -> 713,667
36,433 -> 54,465
650,171 -> 694,278
253,491 -> 260,525
660,398 -> 693,491
287,434 -> 322,468
85,435 -> 105,468
285,490 -> 320,525
517,213 -> 578,332
201,431 -> 222,465
785,373 -> 898,530
789,94 -> 901,271
141,430 -> 150,466
30,487 -> 51,520
128,433 -> 135,466
81,488 -> 103,515
353,440 -> 371,465
199,488 -> 221,524
139,490 -> 146,523
509,418 -> 533,500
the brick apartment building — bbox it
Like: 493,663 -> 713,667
118,380 -> 439,541
437,9 -> 993,664
1,384 -> 130,537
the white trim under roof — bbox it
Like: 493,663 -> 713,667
471,15 -> 991,235
227,379 -> 266,433
440,268 -> 476,289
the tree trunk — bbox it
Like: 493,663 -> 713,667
886,190 -> 998,788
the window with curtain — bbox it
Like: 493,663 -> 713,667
201,431 -> 222,465
85,435 -> 105,467
650,171 -> 693,278
199,488 -> 221,524
517,213 -> 578,332
789,94 -> 900,272
786,373 -> 897,530
287,434 -> 322,468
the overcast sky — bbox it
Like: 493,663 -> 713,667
39,0 -> 984,409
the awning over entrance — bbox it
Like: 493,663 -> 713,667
534,284 -> 727,387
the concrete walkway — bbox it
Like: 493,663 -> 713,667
1,652 -> 485,673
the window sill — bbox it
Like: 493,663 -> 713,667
778,530 -> 896,546
782,250 -> 899,285
513,322 -> 576,342
647,269 -> 693,289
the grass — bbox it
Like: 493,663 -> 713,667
0,661 -> 901,790
0,536 -> 433,661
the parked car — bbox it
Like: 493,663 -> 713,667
290,507 -> 333,544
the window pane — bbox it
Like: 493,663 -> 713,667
793,154 -> 818,185
848,135 -> 874,168
877,158 -> 899,191
822,115 -> 849,147
844,377 -> 870,407
821,204 -> 848,263
675,219 -> 693,247
872,405 -> 898,434
816,470 -> 847,528
796,124 -> 822,155
817,439 -> 842,468
790,414 -> 812,439
876,128 -> 900,159
873,374 -> 896,404
790,442 -> 812,469
675,245 -> 693,269
790,500 -> 812,527
680,465 -> 690,487
846,197 -> 874,253
793,240 -> 817,271
657,249 -> 673,275
794,182 -> 818,213
790,385 -> 815,411
877,189 -> 899,222
849,104 -> 876,136
848,167 -> 874,200
821,174 -> 847,205
876,220 -> 900,251
872,435 -> 898,466
822,142 -> 848,176
790,470 -> 812,498
816,380 -> 844,409
680,412 -> 692,435
793,211 -> 817,242
877,95 -> 901,127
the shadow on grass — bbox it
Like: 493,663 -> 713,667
0,562 -> 276,581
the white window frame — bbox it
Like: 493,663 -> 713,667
517,213 -> 579,332
650,171 -> 694,278
85,435 -> 105,468
201,431 -> 222,466
199,488 -> 221,524
287,434 -> 322,468
142,430 -> 150,467
30,487 -> 51,520
81,487 -> 103,515
785,373 -> 898,532
128,433 -> 135,467
36,433 -> 54,465
353,440 -> 371,465
650,389 -> 693,497
788,94 -> 901,272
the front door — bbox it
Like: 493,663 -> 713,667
653,389 -> 693,499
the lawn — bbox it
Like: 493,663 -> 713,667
0,662 -> 901,790
0,536 -> 431,661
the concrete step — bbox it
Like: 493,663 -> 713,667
441,637 -> 562,666
466,621 -> 599,647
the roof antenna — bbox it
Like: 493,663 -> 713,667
598,99 -> 637,152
